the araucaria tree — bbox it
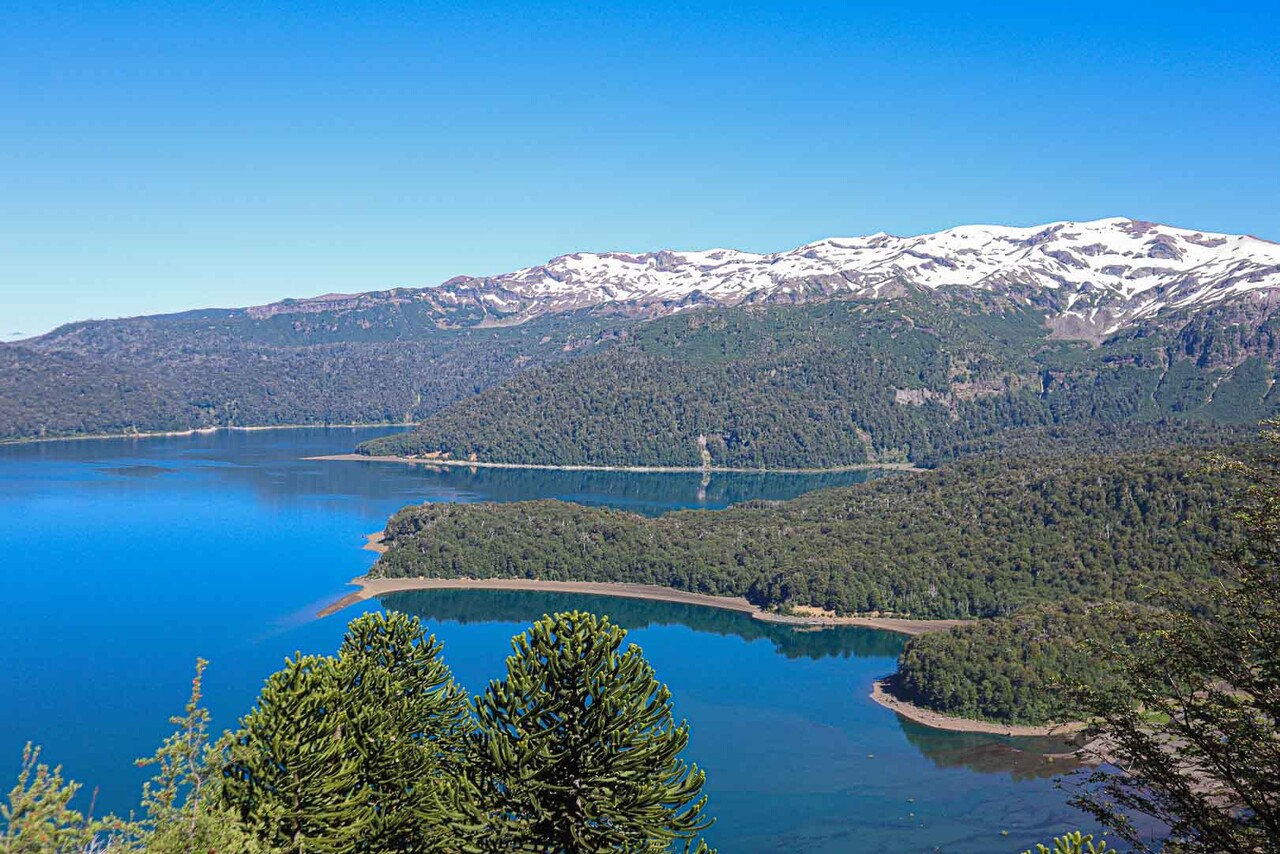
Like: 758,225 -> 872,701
2,610 -> 718,852
1071,425 -> 1280,851
221,611 -> 477,853
472,610 -> 713,853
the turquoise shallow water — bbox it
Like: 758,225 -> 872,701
0,428 -> 1106,852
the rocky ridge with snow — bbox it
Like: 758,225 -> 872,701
248,217 -> 1280,339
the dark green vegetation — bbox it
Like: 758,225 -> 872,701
472,612 -> 711,851
0,303 -> 626,441
361,293 -> 1280,467
7,288 -> 1278,468
1069,431 -> 1280,853
222,613 -> 474,852
373,446 -> 1241,620
371,440 -> 1258,726
892,601 -> 1149,725
2,612 -> 715,854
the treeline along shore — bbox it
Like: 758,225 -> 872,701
311,452 -> 923,475
319,575 -> 963,635
0,421 -> 415,446
351,442 -> 1248,728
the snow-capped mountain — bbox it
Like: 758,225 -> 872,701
250,217 -> 1280,338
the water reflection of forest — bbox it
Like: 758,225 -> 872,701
382,588 -> 1092,780
897,718 -> 1087,781
316,459 -> 887,514
4,427 -> 892,514
379,588 -> 907,660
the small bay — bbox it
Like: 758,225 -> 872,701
0,428 -> 1100,851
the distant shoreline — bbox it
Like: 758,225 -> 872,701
310,452 -> 925,475
869,678 -> 1087,738
317,567 -> 962,636
0,422 -> 414,447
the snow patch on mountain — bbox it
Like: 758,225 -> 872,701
251,218 -> 1280,337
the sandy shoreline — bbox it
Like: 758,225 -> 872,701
335,537 -> 1091,743
310,452 -> 924,475
363,531 -> 388,554
317,572 -> 961,635
0,422 -> 414,447
869,679 -> 1087,738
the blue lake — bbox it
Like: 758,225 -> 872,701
0,428 -> 1102,851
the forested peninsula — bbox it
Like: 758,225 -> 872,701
368,445 -> 1245,725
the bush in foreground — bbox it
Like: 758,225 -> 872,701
1,611 -> 715,854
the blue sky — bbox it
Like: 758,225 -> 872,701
2,1 -> 1278,337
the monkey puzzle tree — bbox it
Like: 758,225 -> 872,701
221,611 -> 477,853
472,610 -> 713,853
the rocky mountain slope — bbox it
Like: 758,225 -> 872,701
230,217 -> 1280,340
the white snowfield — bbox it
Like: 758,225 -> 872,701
265,218 -> 1280,335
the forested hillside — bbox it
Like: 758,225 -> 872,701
891,600 -> 1150,725
372,445 -> 1243,619
8,279 -> 1279,458
371,442 -> 1250,725
0,308 -> 627,441
361,293 -> 1280,468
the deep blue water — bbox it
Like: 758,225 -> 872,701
0,428 -> 1103,852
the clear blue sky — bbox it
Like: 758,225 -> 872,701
2,1 -> 1278,337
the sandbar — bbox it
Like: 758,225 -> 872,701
308,453 -> 924,475
318,573 -> 961,635
869,678 -> 1087,738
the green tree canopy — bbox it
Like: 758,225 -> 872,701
221,612 -> 477,853
1070,426 -> 1280,851
472,611 -> 713,853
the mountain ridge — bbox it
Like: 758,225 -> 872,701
21,216 -> 1280,345
6,217 -> 1280,448
428,216 -> 1280,339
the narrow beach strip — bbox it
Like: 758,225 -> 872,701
336,533 -> 1088,744
869,678 -> 1087,738
317,573 -> 961,636
0,422 -> 414,447
309,452 -> 924,475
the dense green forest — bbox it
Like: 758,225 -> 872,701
8,287 -> 1278,461
360,294 -> 1280,468
372,445 -> 1241,620
370,443 -> 1248,725
0,306 -> 628,441
891,600 -> 1150,725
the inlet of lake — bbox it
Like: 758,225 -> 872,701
0,427 -> 1108,851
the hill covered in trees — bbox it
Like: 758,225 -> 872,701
371,445 -> 1242,620
891,600 -> 1151,725
368,442 -> 1249,726
7,278 -> 1279,466
0,306 -> 628,441
361,294 -> 1280,468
